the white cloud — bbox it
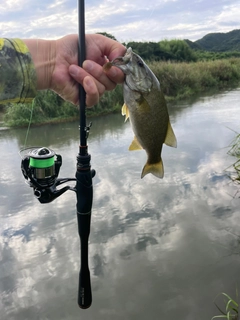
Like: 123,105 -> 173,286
0,0 -> 28,12
0,0 -> 239,41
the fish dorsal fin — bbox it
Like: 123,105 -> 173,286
164,121 -> 177,148
122,103 -> 129,122
129,136 -> 143,151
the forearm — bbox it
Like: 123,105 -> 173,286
22,39 -> 56,90
0,38 -> 56,104
0,38 -> 37,104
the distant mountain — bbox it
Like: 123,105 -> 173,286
185,29 -> 240,52
184,39 -> 202,50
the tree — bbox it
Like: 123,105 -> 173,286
159,39 -> 197,62
97,32 -> 117,41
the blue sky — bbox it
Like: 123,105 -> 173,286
0,0 -> 240,42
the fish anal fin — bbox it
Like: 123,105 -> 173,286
164,121 -> 177,148
141,159 -> 164,179
122,103 -> 129,122
129,136 -> 143,151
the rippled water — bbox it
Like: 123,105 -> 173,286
1,89 -> 240,320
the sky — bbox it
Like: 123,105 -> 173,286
0,0 -> 240,43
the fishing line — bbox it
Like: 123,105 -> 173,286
23,38 -> 39,148
23,99 -> 34,148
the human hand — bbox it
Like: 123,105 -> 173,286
24,34 -> 125,106
52,34 -> 126,106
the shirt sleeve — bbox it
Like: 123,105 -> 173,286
0,38 -> 37,104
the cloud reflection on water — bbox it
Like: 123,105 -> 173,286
1,90 -> 240,319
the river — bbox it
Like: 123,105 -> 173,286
1,89 -> 240,320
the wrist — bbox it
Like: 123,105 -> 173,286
23,39 -> 56,90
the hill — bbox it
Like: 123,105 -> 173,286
189,29 -> 240,52
184,39 -> 202,50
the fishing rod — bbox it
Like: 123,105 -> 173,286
20,0 -> 94,310
76,0 -> 95,309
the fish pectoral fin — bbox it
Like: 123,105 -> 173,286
122,103 -> 129,122
141,159 -> 164,179
164,121 -> 177,148
137,96 -> 151,113
129,136 -> 143,151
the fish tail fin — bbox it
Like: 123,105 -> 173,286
141,159 -> 164,179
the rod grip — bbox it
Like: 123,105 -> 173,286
76,159 -> 94,309
77,213 -> 92,308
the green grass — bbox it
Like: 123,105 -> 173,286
150,58 -> 240,101
212,292 -> 239,320
226,131 -> 240,185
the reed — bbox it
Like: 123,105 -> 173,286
150,58 -> 240,101
212,292 -> 238,320
226,131 -> 240,186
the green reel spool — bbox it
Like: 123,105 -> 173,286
29,147 -> 55,180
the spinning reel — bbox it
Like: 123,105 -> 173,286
20,147 -> 75,203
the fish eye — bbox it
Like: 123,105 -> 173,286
137,60 -> 144,67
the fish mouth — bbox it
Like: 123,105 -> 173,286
110,48 -> 133,74
112,47 -> 132,65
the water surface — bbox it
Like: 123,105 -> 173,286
1,89 -> 240,320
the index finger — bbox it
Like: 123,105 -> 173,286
86,34 -> 126,63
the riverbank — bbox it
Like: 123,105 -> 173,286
150,57 -> 240,101
3,57 -> 240,127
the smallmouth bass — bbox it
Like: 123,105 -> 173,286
104,48 -> 177,178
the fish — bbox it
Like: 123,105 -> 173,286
103,47 -> 177,179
